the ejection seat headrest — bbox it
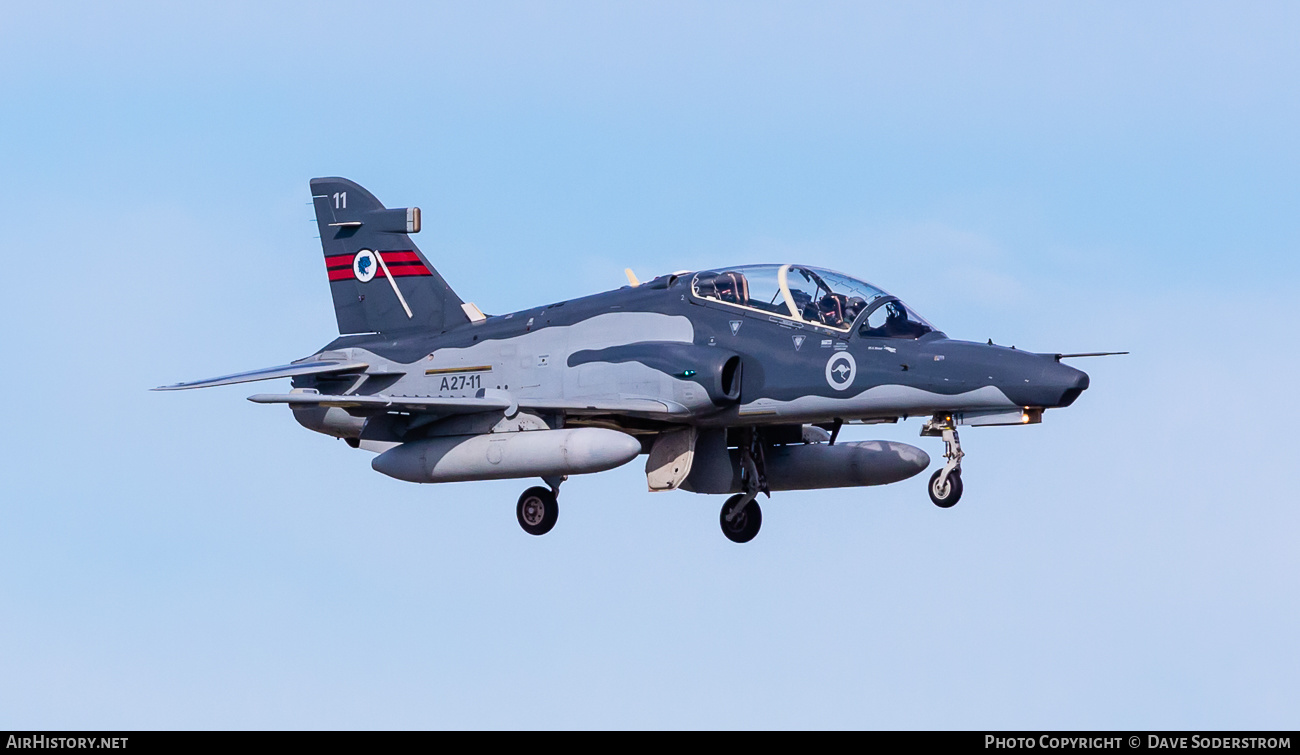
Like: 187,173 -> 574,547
694,272 -> 718,298
715,271 -> 749,305
819,293 -> 846,326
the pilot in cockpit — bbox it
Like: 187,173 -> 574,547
884,300 -> 925,338
843,296 -> 866,324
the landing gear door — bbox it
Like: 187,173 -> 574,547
645,426 -> 698,492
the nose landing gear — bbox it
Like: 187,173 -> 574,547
922,416 -> 964,508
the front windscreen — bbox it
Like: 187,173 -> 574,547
783,266 -> 890,330
857,298 -> 935,339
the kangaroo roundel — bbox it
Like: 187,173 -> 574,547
825,352 -> 856,391
353,250 -> 378,282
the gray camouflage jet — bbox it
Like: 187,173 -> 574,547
157,177 -> 1117,543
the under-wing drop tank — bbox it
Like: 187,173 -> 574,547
372,428 -> 643,484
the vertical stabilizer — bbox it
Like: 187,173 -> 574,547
311,177 -> 469,336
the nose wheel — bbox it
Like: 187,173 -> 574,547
928,469 -> 962,507
516,486 -> 559,536
922,416 -> 965,508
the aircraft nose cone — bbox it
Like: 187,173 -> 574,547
1054,364 -> 1089,407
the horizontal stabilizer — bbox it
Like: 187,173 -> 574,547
153,361 -> 368,391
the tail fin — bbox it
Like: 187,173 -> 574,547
311,177 -> 470,336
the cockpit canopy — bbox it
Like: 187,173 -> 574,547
691,264 -> 936,338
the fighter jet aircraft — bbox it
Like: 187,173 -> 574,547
157,177 -> 1116,543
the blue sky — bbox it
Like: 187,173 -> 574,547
2,2 -> 1297,728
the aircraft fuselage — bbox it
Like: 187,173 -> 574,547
296,273 -> 1088,432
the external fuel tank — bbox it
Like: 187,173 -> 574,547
372,427 -> 643,484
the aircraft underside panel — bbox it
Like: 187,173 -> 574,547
732,384 -> 1018,424
680,439 -> 930,494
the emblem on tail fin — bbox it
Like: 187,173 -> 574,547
353,250 -> 377,282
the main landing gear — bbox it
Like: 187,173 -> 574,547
720,494 -> 762,543
922,415 -> 964,508
516,475 -> 565,536
720,429 -> 769,543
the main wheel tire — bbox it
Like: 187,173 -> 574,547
517,486 -> 559,536
719,494 -> 762,543
928,469 -> 963,508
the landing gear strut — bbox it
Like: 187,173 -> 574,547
922,415 -> 964,508
720,429 -> 769,543
516,475 -> 565,536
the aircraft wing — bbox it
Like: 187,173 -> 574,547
247,393 -> 692,420
247,393 -> 514,415
154,360 -> 369,391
